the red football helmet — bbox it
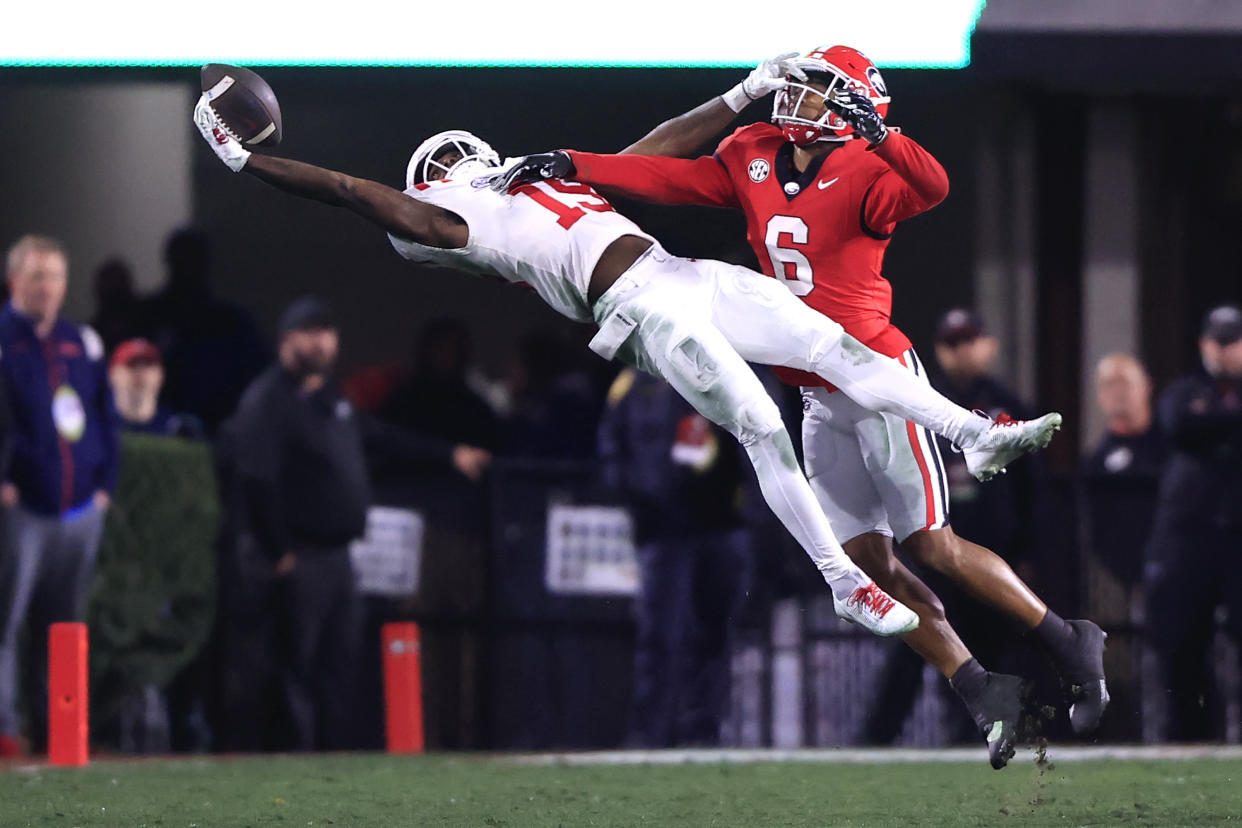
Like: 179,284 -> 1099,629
772,45 -> 891,146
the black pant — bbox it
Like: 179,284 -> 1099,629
1145,531 -> 1242,741
275,547 -> 363,751
628,529 -> 752,748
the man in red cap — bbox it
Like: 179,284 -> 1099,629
108,338 -> 202,439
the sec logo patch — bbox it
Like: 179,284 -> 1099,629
748,159 -> 770,183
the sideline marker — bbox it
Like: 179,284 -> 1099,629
48,622 -> 89,766
382,622 -> 424,753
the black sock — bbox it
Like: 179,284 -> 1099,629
949,657 -> 989,707
1033,608 -> 1077,662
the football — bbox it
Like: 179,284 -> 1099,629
200,63 -> 282,146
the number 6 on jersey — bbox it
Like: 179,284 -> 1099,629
765,215 -> 814,296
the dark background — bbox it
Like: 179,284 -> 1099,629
3,51 -> 1239,457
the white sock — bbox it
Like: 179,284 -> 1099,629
812,334 -> 989,447
742,428 -> 867,599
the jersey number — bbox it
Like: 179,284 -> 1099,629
765,215 -> 814,297
514,179 -> 615,229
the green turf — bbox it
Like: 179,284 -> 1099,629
1,754 -> 1240,827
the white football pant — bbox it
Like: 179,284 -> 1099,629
592,246 -> 985,594
801,348 -> 951,545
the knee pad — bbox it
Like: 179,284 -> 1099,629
668,333 -> 719,392
806,328 -> 851,368
733,394 -> 784,447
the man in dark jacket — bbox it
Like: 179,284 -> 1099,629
599,368 -> 754,747
225,296 -> 488,750
0,235 -> 120,756
1145,304 -> 1242,741
1081,354 -> 1167,589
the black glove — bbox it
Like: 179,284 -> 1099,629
825,89 -> 888,145
489,150 -> 576,193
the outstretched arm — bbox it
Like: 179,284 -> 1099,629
620,52 -> 806,157
621,97 -> 740,157
242,155 -> 442,243
193,97 -> 451,247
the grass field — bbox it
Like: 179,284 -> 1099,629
2,751 -> 1240,827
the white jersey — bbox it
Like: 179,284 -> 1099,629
387,175 -> 655,323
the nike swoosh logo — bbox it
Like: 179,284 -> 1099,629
986,721 -> 1005,743
817,177 -> 840,190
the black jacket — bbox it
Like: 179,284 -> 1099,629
1150,371 -> 1242,544
928,372 -> 1039,563
230,365 -> 453,557
1080,427 -> 1168,584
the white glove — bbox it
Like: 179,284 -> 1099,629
721,52 -> 809,113
193,94 -> 250,172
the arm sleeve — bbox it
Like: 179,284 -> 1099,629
358,412 -> 455,471
567,151 -> 738,208
232,383 -> 288,560
94,360 -> 122,493
1158,379 -> 1242,452
861,131 -> 950,233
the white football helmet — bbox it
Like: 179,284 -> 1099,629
406,130 -> 501,188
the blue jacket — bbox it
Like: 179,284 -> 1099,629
0,303 -> 120,517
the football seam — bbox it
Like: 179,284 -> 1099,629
208,103 -> 247,144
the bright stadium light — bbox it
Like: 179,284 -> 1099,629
1,1 -> 987,68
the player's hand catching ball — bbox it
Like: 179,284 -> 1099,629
825,88 -> 888,145
193,95 -> 251,172
722,51 -> 808,113
489,151 -> 576,193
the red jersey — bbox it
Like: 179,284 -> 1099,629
568,122 -> 948,387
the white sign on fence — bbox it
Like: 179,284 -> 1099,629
545,504 -> 638,597
349,506 -> 424,597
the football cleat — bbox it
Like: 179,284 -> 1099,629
833,582 -> 920,637
962,411 -> 1062,482
1060,620 -> 1110,734
965,672 -> 1025,770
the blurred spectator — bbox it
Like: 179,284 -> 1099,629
0,235 -> 119,757
91,258 -> 142,351
1145,304 -> 1242,741
1081,354 -> 1167,588
929,309 -> 1039,568
503,330 -> 601,458
108,338 -> 204,439
599,369 -> 753,747
1078,354 -> 1167,742
379,317 -> 499,451
924,308 -> 1043,738
217,296 -> 489,751
139,228 -> 268,434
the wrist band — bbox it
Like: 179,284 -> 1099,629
721,83 -> 751,113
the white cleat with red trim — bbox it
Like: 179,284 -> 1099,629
962,411 -> 1062,483
833,582 -> 920,637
